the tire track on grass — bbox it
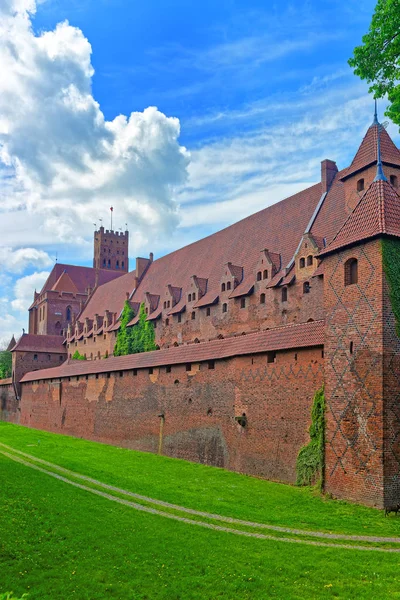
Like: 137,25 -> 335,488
1,447 -> 400,553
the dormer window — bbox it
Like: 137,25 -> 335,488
357,178 -> 364,192
188,293 -> 192,302
257,271 -> 262,281
192,293 -> 196,301
221,283 -> 226,292
226,281 -> 231,291
307,255 -> 313,266
390,174 -> 398,188
299,257 -> 305,268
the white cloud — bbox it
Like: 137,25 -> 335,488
11,270 -> 50,312
0,247 -> 53,273
0,0 -> 189,245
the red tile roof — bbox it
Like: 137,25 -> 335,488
12,334 -> 66,354
0,378 -> 12,386
79,269 -> 139,321
39,264 -> 122,297
21,319 -> 324,382
229,276 -> 254,298
341,124 -> 400,180
320,179 -> 400,256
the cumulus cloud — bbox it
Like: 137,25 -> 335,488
0,0 -> 189,243
0,247 -> 53,273
11,270 -> 50,312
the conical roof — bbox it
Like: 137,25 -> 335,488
341,124 -> 400,180
320,179 -> 400,256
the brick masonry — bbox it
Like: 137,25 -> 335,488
0,380 -> 19,424
19,346 -> 324,484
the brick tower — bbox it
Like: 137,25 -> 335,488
93,226 -> 129,272
320,123 -> 400,507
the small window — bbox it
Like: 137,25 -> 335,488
263,270 -> 268,280
104,334 -> 107,340
121,262 -> 124,268
186,363 -> 191,372
257,271 -> 262,281
191,311 -> 196,320
357,178 -> 364,192
299,257 -> 305,268
281,287 -> 288,302
267,351 -> 276,364
350,341 -> 354,355
166,365 -> 171,373
149,367 -> 153,375
119,371 -> 124,377
208,360 -> 215,370
307,255 -> 313,266
165,318 -> 169,326
344,258 -> 358,286
206,307 -> 211,317
34,354 -> 38,361
226,281 -> 231,291
303,281 -> 310,294
47,354 -> 51,361
390,174 -> 398,188
133,369 -> 137,376
222,303 -> 227,313
167,300 -> 170,308
240,298 -> 246,309
260,293 -> 266,304
164,301 -> 166,309
192,293 -> 196,301
177,314 -> 182,323
66,306 -> 72,321
59,355 -> 63,361
188,293 -> 192,302
221,283 -> 226,292
107,373 -> 111,378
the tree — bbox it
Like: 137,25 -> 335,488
349,0 -> 400,126
114,300 -> 135,356
72,350 -> 86,360
0,350 -> 12,379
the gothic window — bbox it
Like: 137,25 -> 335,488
66,306 -> 72,321
390,174 -> 398,188
303,281 -> 310,294
307,255 -> 313,266
55,321 -> 61,333
263,270 -> 268,279
192,293 -> 196,301
240,298 -> 246,309
257,271 -> 262,281
344,258 -> 358,286
357,178 -> 365,192
299,257 -> 305,268
221,283 -> 226,292
227,281 -> 231,291
116,261 -> 119,269
108,259 -> 111,268
188,293 -> 192,302
167,300 -> 170,308
281,287 -> 288,302
222,303 -> 227,313
260,293 -> 266,304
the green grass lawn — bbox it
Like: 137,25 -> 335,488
1,422 -> 400,599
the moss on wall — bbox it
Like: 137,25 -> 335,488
382,238 -> 400,336
296,386 -> 325,489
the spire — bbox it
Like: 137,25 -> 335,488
374,121 -> 388,182
372,98 -> 378,126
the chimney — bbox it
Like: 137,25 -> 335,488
321,159 -> 338,193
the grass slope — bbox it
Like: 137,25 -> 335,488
1,423 -> 400,599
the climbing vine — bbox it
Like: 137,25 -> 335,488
114,301 -> 157,356
296,386 -> 325,489
382,238 -> 400,336
72,350 -> 87,361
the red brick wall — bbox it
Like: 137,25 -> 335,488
323,240 -> 386,507
0,380 -> 19,424
19,346 -> 323,484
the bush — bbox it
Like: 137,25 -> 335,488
72,350 -> 86,361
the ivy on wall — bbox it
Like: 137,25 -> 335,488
114,301 -> 157,356
382,238 -> 400,336
296,386 -> 325,489
72,350 -> 87,361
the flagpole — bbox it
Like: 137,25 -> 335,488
110,206 -> 113,230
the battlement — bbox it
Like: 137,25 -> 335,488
93,226 -> 129,272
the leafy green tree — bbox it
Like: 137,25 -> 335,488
0,350 -> 12,379
349,0 -> 400,126
114,301 -> 135,356
72,350 -> 87,360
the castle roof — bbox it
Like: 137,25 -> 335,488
320,179 -> 400,256
35,263 -> 123,300
21,319 -> 324,382
341,124 -> 400,180
79,269 -> 139,320
6,335 -> 16,352
51,271 -> 79,294
12,334 -> 66,354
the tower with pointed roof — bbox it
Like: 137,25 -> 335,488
320,112 -> 400,507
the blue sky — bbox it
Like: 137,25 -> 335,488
0,0 -> 397,343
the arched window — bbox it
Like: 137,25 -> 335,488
281,287 -> 288,302
103,258 -> 106,267
303,281 -> 310,294
390,174 -> 398,188
307,255 -> 313,266
188,293 -> 192,302
299,257 -> 305,268
226,281 -> 231,290
257,271 -> 262,281
344,258 -> 358,286
164,301 -> 166,309
260,293 -> 266,304
122,261 -> 124,268
55,321 -> 61,334
66,306 -> 72,321
357,178 -> 365,192
221,283 -> 226,292
222,303 -> 227,313
116,260 -> 119,269
192,293 -> 196,301
108,259 -> 111,268
263,270 -> 268,279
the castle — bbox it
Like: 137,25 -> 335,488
2,108 -> 400,508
